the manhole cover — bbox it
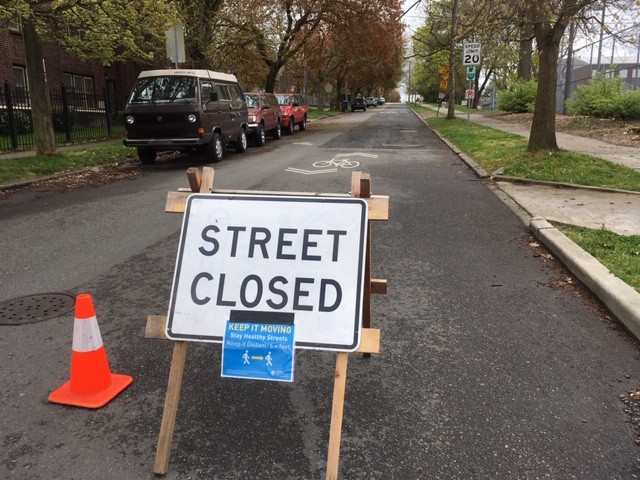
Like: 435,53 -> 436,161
0,293 -> 76,325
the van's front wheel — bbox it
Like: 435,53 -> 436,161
235,128 -> 248,153
137,147 -> 156,165
206,133 -> 223,163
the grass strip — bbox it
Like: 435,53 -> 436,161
554,223 -> 640,293
0,144 -> 137,184
423,115 -> 640,192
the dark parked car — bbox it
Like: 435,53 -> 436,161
123,69 -> 248,164
351,98 -> 367,112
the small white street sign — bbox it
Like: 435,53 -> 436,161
463,42 -> 481,65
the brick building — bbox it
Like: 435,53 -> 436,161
1,21 -> 145,111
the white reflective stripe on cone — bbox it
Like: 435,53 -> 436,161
72,315 -> 104,352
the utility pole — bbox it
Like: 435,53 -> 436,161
596,4 -> 606,73
563,21 -> 575,114
636,28 -> 640,89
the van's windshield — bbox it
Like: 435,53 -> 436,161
128,76 -> 198,104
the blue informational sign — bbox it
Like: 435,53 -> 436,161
221,319 -> 295,382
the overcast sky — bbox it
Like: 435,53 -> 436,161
402,0 -> 425,37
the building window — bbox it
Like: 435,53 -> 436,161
13,65 -> 27,88
63,73 -> 95,109
12,65 -> 29,104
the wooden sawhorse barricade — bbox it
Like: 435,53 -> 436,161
145,167 -> 389,479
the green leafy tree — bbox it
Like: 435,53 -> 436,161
0,0 -> 178,155
176,0 -> 224,68
212,0 -> 327,93
412,0 -> 515,117
517,0 -> 640,151
206,0 -> 404,101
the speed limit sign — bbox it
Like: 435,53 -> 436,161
463,42 -> 481,65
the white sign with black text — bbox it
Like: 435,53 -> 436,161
166,194 -> 369,351
463,42 -> 481,65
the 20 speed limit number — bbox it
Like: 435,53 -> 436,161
463,42 -> 481,65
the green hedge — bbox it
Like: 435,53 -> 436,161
0,110 -> 32,135
498,80 -> 537,113
566,73 -> 640,119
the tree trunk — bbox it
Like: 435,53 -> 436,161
23,18 -> 56,155
446,0 -> 458,120
528,26 -> 560,152
517,24 -> 533,81
265,62 -> 285,93
563,20 -> 575,114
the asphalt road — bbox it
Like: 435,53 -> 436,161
1,104 -> 639,479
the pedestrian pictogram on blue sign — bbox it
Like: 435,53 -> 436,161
221,313 -> 295,382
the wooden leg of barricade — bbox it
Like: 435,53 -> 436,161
351,171 -> 373,357
326,352 -> 349,480
154,340 -> 189,475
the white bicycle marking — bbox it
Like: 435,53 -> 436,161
312,158 -> 360,169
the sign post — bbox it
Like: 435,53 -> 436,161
165,24 -> 185,68
463,42 -> 481,131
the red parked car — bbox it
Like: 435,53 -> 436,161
275,93 -> 308,135
245,92 -> 282,146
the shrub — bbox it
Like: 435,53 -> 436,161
498,80 -> 537,113
0,110 -> 33,135
564,73 -> 640,119
619,90 -> 640,120
51,106 -> 77,132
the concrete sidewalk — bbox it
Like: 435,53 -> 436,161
440,111 -> 640,341
470,114 -> 640,172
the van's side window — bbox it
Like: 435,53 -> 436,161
201,81 -> 214,102
217,84 -> 231,101
230,85 -> 244,102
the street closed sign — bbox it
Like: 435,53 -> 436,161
166,194 -> 369,351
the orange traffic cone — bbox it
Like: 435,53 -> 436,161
48,293 -> 133,409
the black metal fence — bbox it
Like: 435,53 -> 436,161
0,82 -> 128,153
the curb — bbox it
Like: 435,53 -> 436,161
413,107 -> 640,341
409,108 -> 491,178
492,175 -> 640,196
0,169 -> 90,192
530,218 -> 640,339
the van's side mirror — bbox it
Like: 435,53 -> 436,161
293,100 -> 299,107
262,104 -> 270,110
209,91 -> 218,102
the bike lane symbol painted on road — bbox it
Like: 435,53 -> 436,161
285,152 -> 378,175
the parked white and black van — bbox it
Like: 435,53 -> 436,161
123,69 -> 248,164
